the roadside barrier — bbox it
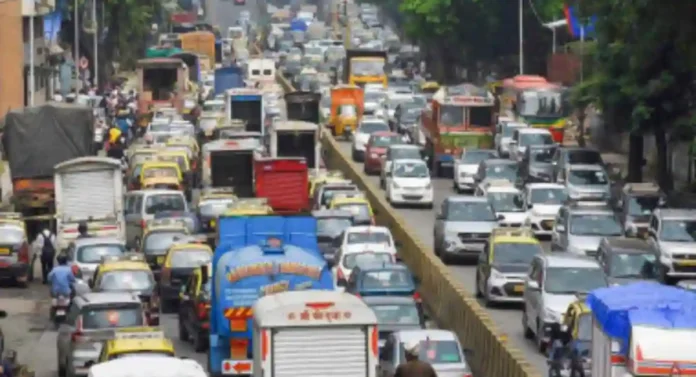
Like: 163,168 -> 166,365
262,40 -> 541,376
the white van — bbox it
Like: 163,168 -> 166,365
88,355 -> 206,377
247,59 -> 275,82
55,157 -> 124,251
252,290 -> 378,377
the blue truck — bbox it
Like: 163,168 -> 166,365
214,66 -> 244,96
225,88 -> 265,136
207,215 -> 334,376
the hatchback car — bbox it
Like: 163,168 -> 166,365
595,237 -> 658,285
0,220 -> 32,286
519,144 -> 558,184
379,144 -> 423,189
67,237 -> 126,284
312,210 -> 355,266
351,118 -> 390,162
363,131 -> 403,175
509,128 -> 554,162
379,329 -> 472,377
386,159 -> 433,208
346,263 -> 418,300
551,201 -> 623,255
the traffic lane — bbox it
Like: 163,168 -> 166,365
207,0 -> 260,34
334,140 -> 548,372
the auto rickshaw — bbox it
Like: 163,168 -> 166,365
308,170 -> 345,199
166,136 -> 200,172
329,84 -> 364,139
139,162 -> 183,193
155,149 -> 194,194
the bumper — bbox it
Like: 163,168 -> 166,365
527,217 -> 555,236
455,176 -> 476,191
390,189 -> 434,205
486,279 -> 525,303
443,240 -> 485,257
0,262 -> 30,280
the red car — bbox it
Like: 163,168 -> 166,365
363,131 -> 403,175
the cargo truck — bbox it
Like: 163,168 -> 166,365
54,157 -> 124,251
137,58 -> 187,120
214,66 -> 244,96
344,49 -> 388,88
1,104 -> 94,237
201,138 -> 261,198
207,215 -> 334,377
225,88 -> 265,136
254,157 -> 309,213
268,120 -> 320,170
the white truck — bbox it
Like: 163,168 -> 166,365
54,157 -> 124,251
247,59 -> 276,83
586,282 -> 696,377
252,290 -> 378,377
268,120 -> 321,171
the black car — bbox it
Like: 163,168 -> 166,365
361,296 -> 425,350
394,104 -> 421,135
519,144 -> 558,184
312,210 -> 355,266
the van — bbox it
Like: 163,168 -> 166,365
124,190 -> 188,248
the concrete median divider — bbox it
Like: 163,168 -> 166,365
272,67 -> 540,377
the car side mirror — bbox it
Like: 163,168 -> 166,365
527,203 -> 533,209
555,224 -> 566,233
496,214 -> 505,221
527,280 -> 540,291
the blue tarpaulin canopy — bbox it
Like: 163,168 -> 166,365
290,18 -> 308,32
586,282 -> 696,352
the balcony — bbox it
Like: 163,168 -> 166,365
22,0 -> 55,16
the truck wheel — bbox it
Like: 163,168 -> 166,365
178,319 -> 190,341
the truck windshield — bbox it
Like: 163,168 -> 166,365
352,59 -> 385,76
439,105 -> 464,126
518,90 -> 563,117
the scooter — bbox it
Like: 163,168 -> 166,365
51,295 -> 71,328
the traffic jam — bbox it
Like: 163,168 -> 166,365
1,1 -> 696,377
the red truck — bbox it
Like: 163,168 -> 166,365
254,157 -> 309,213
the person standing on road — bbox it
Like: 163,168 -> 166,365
394,340 -> 438,377
33,228 -> 57,284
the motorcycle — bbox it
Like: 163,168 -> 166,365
51,295 -> 71,327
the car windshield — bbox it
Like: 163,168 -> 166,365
577,313 -> 592,341
391,148 -> 421,160
0,226 -> 25,244
198,199 -> 235,217
347,231 -> 390,245
530,188 -> 567,204
316,218 -> 353,238
399,340 -> 462,364
370,304 -> 420,325
77,244 -> 125,263
446,201 -> 497,222
488,192 -> 524,213
519,133 -> 553,147
321,187 -> 358,207
493,243 -> 542,264
544,267 -> 606,294
98,270 -> 154,291
461,150 -> 495,164
660,220 -> 696,242
372,135 -> 401,148
170,250 -> 212,268
144,194 -> 186,215
485,163 -> 518,181
334,203 -> 371,220
81,305 -> 144,329
530,148 -> 555,163
143,231 -> 187,255
570,215 -> 623,236
568,150 -> 603,165
393,163 -> 429,178
361,270 -> 414,291
359,122 -> 389,134
627,196 -> 661,217
568,169 -> 608,185
343,252 -> 392,269
610,252 -> 657,279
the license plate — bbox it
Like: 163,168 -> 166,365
56,310 -> 66,316
210,219 -> 216,227
514,285 -> 524,293
0,248 -> 10,255
676,260 -> 696,266
157,256 -> 165,264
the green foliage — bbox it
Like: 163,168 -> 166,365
103,0 -> 161,69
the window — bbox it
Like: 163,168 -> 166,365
98,270 -> 154,292
445,201 -> 496,222
370,303 -> 420,325
568,169 -> 608,185
144,194 -> 185,214
342,252 -> 392,269
169,250 -> 212,268
251,69 -> 260,75
659,219 -> 696,242
346,231 -> 390,245
142,231 -> 187,255
439,105 -> 464,126
544,267 -> 607,294
76,244 -> 125,263
570,215 -> 622,236
81,304 -> 144,329
461,150 -> 496,164
262,69 -> 272,75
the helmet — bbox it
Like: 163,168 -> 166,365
109,128 -> 122,144
404,340 -> 420,356
78,221 -> 88,234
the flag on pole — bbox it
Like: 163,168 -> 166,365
563,3 -> 597,39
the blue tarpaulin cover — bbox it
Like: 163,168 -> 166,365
586,282 -> 696,352
290,18 -> 308,32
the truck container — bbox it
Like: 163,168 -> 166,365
284,92 -> 320,124
201,139 -> 260,198
268,120 -> 320,170
214,66 -> 244,95
207,215 -> 334,377
586,282 -> 696,377
137,58 -> 187,116
225,88 -> 265,135
180,31 -> 216,65
254,157 -> 309,213
251,290 -> 378,377
54,157 -> 124,251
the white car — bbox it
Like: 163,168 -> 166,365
509,128 -> 554,162
475,180 -> 526,227
494,121 -> 528,157
453,149 -> 498,193
522,183 -> 567,237
351,118 -> 390,162
386,159 -> 433,208
333,226 -> 398,286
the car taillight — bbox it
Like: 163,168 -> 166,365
413,292 -> 422,303
71,264 -> 80,277
161,267 -> 171,283
140,220 -> 147,228
197,302 -> 209,320
337,268 -> 345,281
17,243 -> 29,264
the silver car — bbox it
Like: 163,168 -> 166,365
433,196 -> 498,263
67,237 -> 126,284
379,329 -> 472,377
57,292 -> 146,377
551,201 -> 623,256
647,208 -> 696,284
558,164 -> 611,201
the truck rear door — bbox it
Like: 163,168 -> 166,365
210,149 -> 254,197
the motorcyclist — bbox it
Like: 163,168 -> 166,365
77,221 -> 92,239
394,340 -> 438,377
106,136 -> 126,161
48,254 -> 75,298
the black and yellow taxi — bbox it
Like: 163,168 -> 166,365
177,263 -> 212,352
140,219 -> 190,277
560,298 -> 592,377
0,213 -> 32,286
90,253 -> 159,326
196,190 -> 237,235
97,327 -> 175,362
475,227 -> 543,307
155,237 -> 212,313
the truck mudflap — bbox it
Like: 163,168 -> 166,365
284,92 -> 321,124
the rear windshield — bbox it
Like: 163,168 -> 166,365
81,304 -> 144,329
144,194 -> 186,215
371,304 -> 420,325
343,252 -> 392,269
321,187 -> 358,207
98,270 -> 154,292
143,231 -> 188,255
333,203 -> 370,220
399,340 -> 462,364
361,270 -> 414,291
346,231 -> 390,245
170,250 -> 212,268
77,244 -> 125,263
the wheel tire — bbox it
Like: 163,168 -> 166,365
178,319 -> 190,341
475,274 -> 483,298
379,178 -> 385,189
522,311 -> 534,339
193,331 -> 207,353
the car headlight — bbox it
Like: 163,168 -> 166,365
490,269 -> 505,281
544,308 -> 562,323
392,181 -> 400,189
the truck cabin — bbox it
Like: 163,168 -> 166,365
428,84 -> 495,132
137,58 -> 186,110
247,59 -> 275,83
272,121 -> 319,169
349,57 -> 386,87
170,52 -> 200,83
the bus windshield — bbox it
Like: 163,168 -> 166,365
518,90 -> 563,117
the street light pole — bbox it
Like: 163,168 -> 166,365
74,0 -> 79,94
29,15 -> 35,106
92,0 -> 98,88
518,0 -> 524,74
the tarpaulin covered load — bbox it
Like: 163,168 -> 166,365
586,281 -> 696,352
290,18 -> 308,32
2,104 -> 94,179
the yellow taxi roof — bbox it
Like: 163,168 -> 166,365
106,338 -> 175,354
224,208 -> 272,216
100,261 -> 150,272
141,161 -> 179,170
331,197 -> 370,206
169,243 -> 212,252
